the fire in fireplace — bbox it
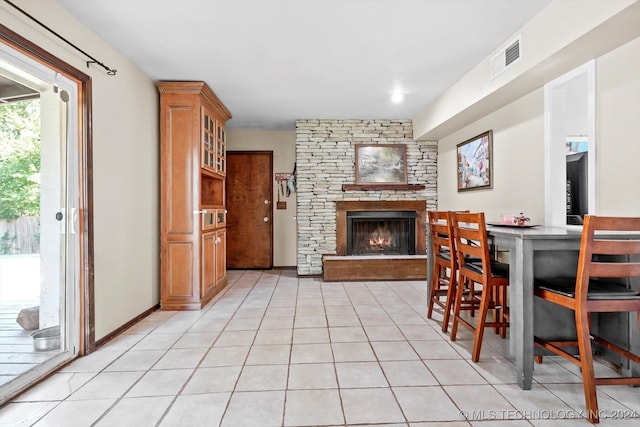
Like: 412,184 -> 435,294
346,211 -> 416,255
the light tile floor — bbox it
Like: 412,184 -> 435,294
1,269 -> 639,426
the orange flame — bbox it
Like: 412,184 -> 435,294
368,226 -> 393,250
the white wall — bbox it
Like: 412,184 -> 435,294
227,130 -> 297,267
437,89 -> 546,222
2,0 -> 160,340
436,37 -> 640,220
595,37 -> 640,215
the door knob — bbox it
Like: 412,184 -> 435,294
263,217 -> 269,222
264,200 -> 270,205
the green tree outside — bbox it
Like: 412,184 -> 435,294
0,99 -> 41,220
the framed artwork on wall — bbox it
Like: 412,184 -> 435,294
355,144 -> 407,185
457,130 -> 492,191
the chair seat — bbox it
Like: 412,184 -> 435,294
462,261 -> 509,278
437,251 -> 481,264
436,251 -> 452,262
535,277 -> 640,300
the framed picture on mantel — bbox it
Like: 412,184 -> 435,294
457,130 -> 492,191
355,144 -> 407,185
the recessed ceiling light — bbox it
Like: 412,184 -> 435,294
391,92 -> 404,103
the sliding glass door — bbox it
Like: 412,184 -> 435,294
0,44 -> 80,404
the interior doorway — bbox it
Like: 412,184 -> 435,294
0,25 -> 92,405
544,60 -> 596,226
226,151 -> 273,269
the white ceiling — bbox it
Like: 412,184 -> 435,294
56,0 -> 553,130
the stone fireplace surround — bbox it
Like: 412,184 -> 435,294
295,119 -> 437,277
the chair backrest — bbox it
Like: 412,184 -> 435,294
451,212 -> 493,278
575,215 -> 640,301
428,211 -> 455,262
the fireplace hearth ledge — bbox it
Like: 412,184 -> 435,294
322,254 -> 428,282
324,255 -> 428,260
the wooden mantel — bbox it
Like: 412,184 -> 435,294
341,184 -> 426,191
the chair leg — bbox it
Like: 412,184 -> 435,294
471,282 -> 492,362
427,264 -> 441,319
576,308 -> 599,424
467,282 -> 476,317
442,269 -> 457,333
450,275 -> 466,341
492,286 -> 500,335
498,285 -> 508,339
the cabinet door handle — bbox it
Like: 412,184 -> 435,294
71,208 -> 77,235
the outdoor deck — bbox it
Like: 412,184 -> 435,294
0,302 -> 58,386
0,255 -> 58,387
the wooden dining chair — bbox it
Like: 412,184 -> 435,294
533,215 -> 640,424
427,211 -> 458,332
450,211 -> 510,362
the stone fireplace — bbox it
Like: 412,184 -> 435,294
295,119 -> 438,277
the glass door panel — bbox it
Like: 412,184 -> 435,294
202,110 -> 216,171
216,121 -> 225,174
0,49 -> 78,404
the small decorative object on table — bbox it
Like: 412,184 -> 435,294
514,212 -> 530,226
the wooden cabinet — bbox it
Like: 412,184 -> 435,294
201,232 -> 217,298
158,81 -> 231,310
215,228 -> 227,285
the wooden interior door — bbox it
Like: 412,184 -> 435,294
226,151 -> 273,268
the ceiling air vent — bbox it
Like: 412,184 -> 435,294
490,35 -> 521,80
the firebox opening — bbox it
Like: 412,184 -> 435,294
346,210 -> 416,255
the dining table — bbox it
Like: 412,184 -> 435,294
427,223 -> 587,390
484,224 -> 587,390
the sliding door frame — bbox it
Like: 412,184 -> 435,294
0,23 -> 94,355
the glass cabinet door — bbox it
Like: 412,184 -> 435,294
216,209 -> 226,227
201,210 -> 216,231
202,109 -> 216,171
216,121 -> 226,175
